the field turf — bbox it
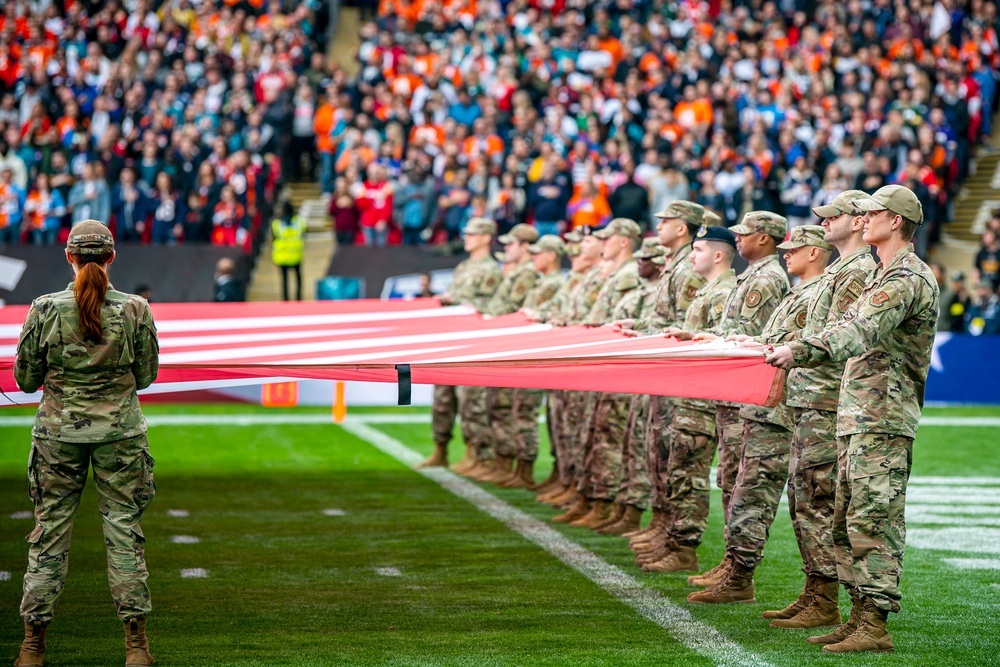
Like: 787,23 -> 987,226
1,404 -> 999,666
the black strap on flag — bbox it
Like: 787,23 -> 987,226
396,364 -> 412,406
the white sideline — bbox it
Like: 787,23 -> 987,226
341,420 -> 771,667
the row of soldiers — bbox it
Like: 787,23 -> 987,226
421,184 -> 938,655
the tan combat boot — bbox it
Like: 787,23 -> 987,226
635,538 -> 674,566
479,455 -> 515,483
687,554 -> 733,587
537,483 -> 569,504
416,443 -> 449,469
623,509 -> 663,540
771,576 -> 842,629
450,445 -> 477,474
590,502 -> 626,531
546,488 -> 580,509
467,458 -> 501,481
15,621 -> 47,667
807,588 -> 861,645
499,460 -> 537,489
762,574 -> 817,620
552,496 -> 592,523
571,500 -> 615,528
124,618 -> 156,666
596,504 -> 643,535
686,561 -> 755,603
822,599 -> 894,654
643,546 -> 700,573
533,468 -> 561,495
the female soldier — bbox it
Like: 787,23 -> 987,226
14,220 -> 159,667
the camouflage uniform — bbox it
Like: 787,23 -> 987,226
15,283 -> 160,624
663,268 -> 735,548
578,259 -> 644,501
486,259 -> 540,461
786,247 -> 876,579
711,244 -> 790,533
727,274 -> 823,568
789,244 -> 939,612
434,255 -> 502,456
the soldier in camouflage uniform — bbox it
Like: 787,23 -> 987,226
687,226 -> 831,603
422,218 -> 502,472
616,202 -> 707,554
635,226 -> 737,573
536,231 -> 605,507
471,223 -> 541,483
553,218 -> 643,527
495,235 -> 567,489
676,212 -> 789,582
13,221 -> 159,667
768,185 -> 939,654
596,239 -> 670,535
760,192 -> 877,629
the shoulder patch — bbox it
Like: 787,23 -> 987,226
838,278 -> 867,312
745,290 -> 762,308
795,310 -> 808,329
685,284 -> 698,300
868,286 -> 902,310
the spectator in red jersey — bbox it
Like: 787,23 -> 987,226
329,175 -> 360,246
211,185 -> 247,248
354,163 -> 394,247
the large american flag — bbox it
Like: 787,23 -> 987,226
0,299 -> 783,406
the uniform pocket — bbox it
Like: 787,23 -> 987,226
25,524 -> 43,544
26,445 -> 42,506
137,450 -> 156,512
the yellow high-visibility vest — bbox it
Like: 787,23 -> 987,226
271,216 -> 305,266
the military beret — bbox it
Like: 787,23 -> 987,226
694,224 -> 737,248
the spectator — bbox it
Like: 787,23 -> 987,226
355,163 -> 394,247
291,84 -> 317,182
271,201 -> 305,302
528,161 -> 571,236
437,170 -> 472,242
211,185 -> 247,248
490,171 -> 526,236
329,176 -> 360,246
395,167 -> 434,246
183,192 -> 211,244
966,279 -> 1000,336
609,160 -> 651,232
214,257 -> 246,303
24,173 -> 66,246
111,167 -> 150,243
937,268 -> 970,334
67,163 -> 110,227
0,166 -> 26,244
149,173 -> 186,245
977,230 -> 1000,290
566,181 -> 611,231
780,156 -> 819,229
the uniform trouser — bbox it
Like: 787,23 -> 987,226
788,408 -> 838,579
646,396 -> 674,511
571,392 -> 599,487
615,394 -> 651,509
664,424 -> 717,549
834,433 -> 912,613
431,384 -> 458,448
727,419 -> 792,569
546,390 -> 561,472
511,388 -> 544,462
458,386 -> 493,460
578,392 -> 629,500
716,404 -> 744,539
489,387 -> 517,459
555,391 -> 590,486
22,434 -> 156,624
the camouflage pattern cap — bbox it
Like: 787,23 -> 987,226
633,236 -> 669,261
528,234 -> 566,256
493,250 -> 510,263
654,200 -> 705,226
730,211 -> 788,239
464,217 -> 497,236
812,190 -> 871,219
66,220 -> 114,256
498,223 -> 540,244
777,225 -> 834,251
593,217 -> 641,240
694,225 -> 737,248
853,184 -> 924,225
702,209 -> 723,226
563,229 -> 586,243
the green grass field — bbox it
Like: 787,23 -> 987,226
1,403 -> 999,666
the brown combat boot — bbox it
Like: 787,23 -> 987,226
14,621 -> 46,667
450,445 -> 477,474
590,502 -> 626,531
124,618 -> 156,666
546,488 -> 580,509
686,561 -> 755,603
499,460 -> 537,489
571,499 -> 615,528
762,574 -> 817,620
467,458 -> 502,481
822,599 -> 894,654
642,546 -> 700,573
623,509 -> 663,540
479,455 -> 516,483
552,496 -> 592,523
687,554 -> 733,587
416,443 -> 449,469
635,537 -> 673,565
537,483 -> 569,504
771,576 -> 842,629
596,504 -> 643,535
533,468 -> 561,495
807,587 -> 861,645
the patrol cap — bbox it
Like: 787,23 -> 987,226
528,234 -> 567,256
731,211 -> 788,239
498,223 -> 540,244
66,220 -> 115,255
564,229 -> 586,243
633,237 -> 669,260
493,250 -> 509,262
812,190 -> 871,218
593,217 -> 642,240
853,184 -> 924,225
654,200 -> 705,225
464,217 -> 497,236
694,225 -> 737,248
702,209 -> 723,226
777,225 -> 834,251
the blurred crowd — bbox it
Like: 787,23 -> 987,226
317,0 -> 998,256
0,0 -> 332,249
936,208 -> 1000,335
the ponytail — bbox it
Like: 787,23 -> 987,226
72,253 -> 112,342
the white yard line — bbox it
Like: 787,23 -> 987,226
341,420 -> 771,667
